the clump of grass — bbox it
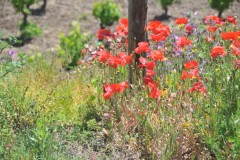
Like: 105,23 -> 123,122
0,52 -> 104,159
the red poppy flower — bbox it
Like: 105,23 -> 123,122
146,21 -> 170,42
231,43 -> 240,56
148,82 -> 162,99
175,17 -> 188,25
125,54 -> 134,64
139,57 -> 147,66
180,70 -> 191,80
189,69 -> 200,79
221,32 -> 236,40
180,69 -> 200,80
97,50 -> 112,63
204,15 -> 218,23
96,29 -> 114,40
118,52 -> 134,66
103,84 -> 115,100
189,82 -> 207,94
108,55 -> 121,69
206,25 -> 218,32
210,46 -> 227,58
103,82 -> 128,100
204,15 -> 224,25
114,82 -> 129,93
120,18 -> 128,27
139,57 -> 155,70
234,31 -> 240,40
135,42 -> 151,54
145,61 -> 155,70
117,52 -> 127,66
143,76 -> 154,85
146,69 -> 155,77
185,25 -> 193,33
146,21 -> 162,31
116,18 -> 128,36
226,16 -> 237,25
116,26 -> 125,36
154,24 -> 170,35
184,60 -> 198,69
175,36 -> 192,48
150,33 -> 166,42
150,50 -> 165,61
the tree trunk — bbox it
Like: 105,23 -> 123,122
22,4 -> 30,26
128,0 -> 148,84
218,10 -> 223,18
23,13 -> 28,26
100,23 -> 105,29
163,6 -> 168,15
41,0 -> 47,10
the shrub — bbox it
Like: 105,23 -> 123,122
58,21 -> 90,69
11,0 -> 42,42
11,0 -> 38,25
208,0 -> 234,17
92,0 -> 121,29
0,33 -> 11,54
11,0 -> 38,12
19,21 -> 42,41
0,35 -> 24,78
157,0 -> 180,15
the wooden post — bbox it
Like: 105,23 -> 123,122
128,0 -> 148,85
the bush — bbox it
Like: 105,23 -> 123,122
11,0 -> 41,42
11,0 -> 38,12
58,21 -> 90,69
19,21 -> 42,41
157,0 -> 180,15
92,0 -> 120,29
208,0 -> 234,17
0,33 -> 11,54
11,0 -> 38,25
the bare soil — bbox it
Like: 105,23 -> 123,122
0,0 -> 240,55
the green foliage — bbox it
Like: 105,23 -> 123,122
11,0 -> 42,41
0,41 -> 9,53
156,0 -> 180,15
0,34 -> 10,54
92,0 -> 120,28
195,66 -> 240,159
208,0 -> 234,17
0,53 -> 99,158
160,0 -> 174,7
59,21 -> 90,69
11,0 -> 38,14
78,95 -> 102,131
19,21 -> 42,40
0,36 -> 24,79
26,120 -> 53,159
0,34 -> 19,54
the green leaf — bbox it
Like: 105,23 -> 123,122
23,7 -> 31,14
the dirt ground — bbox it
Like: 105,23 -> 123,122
0,0 -> 240,54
